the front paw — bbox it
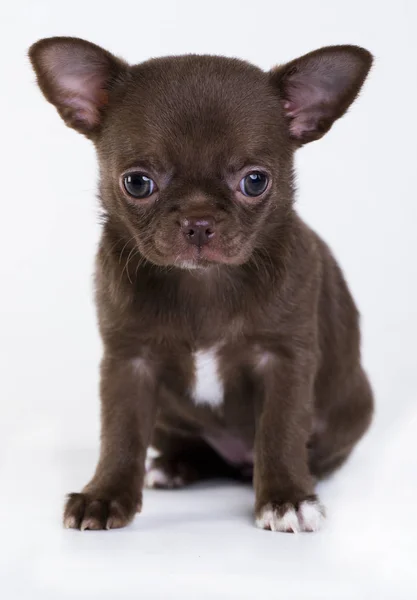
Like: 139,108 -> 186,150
63,490 -> 140,531
255,498 -> 325,533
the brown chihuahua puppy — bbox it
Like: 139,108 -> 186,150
30,37 -> 373,533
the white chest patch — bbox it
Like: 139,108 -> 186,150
192,348 -> 223,408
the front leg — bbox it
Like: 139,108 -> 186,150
254,352 -> 325,533
64,354 -> 157,530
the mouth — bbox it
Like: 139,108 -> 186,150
174,245 -> 232,269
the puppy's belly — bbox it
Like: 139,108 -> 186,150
203,430 -> 254,467
190,347 -> 253,466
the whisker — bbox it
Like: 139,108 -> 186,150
122,246 -> 137,285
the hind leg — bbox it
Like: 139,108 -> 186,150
145,426 -> 240,489
309,368 -> 373,479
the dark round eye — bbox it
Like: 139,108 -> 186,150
240,172 -> 269,197
123,173 -> 156,198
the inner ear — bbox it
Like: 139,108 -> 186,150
29,37 -> 128,135
270,45 -> 373,144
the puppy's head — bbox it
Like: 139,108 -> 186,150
29,38 -> 372,269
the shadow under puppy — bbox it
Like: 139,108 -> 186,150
30,38 -> 373,533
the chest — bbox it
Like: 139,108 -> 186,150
191,347 -> 224,408
184,345 -> 258,467
157,342 -> 271,467
187,342 -> 270,408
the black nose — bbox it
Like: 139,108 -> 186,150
181,217 -> 215,247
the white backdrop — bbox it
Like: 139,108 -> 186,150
1,1 -> 416,598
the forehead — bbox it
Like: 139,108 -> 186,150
101,55 -> 287,173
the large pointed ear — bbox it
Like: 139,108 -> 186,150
29,37 -> 128,136
270,45 -> 373,145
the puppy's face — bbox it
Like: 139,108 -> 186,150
98,57 -> 291,268
30,39 -> 372,269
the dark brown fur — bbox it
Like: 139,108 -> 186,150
29,37 -> 373,532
